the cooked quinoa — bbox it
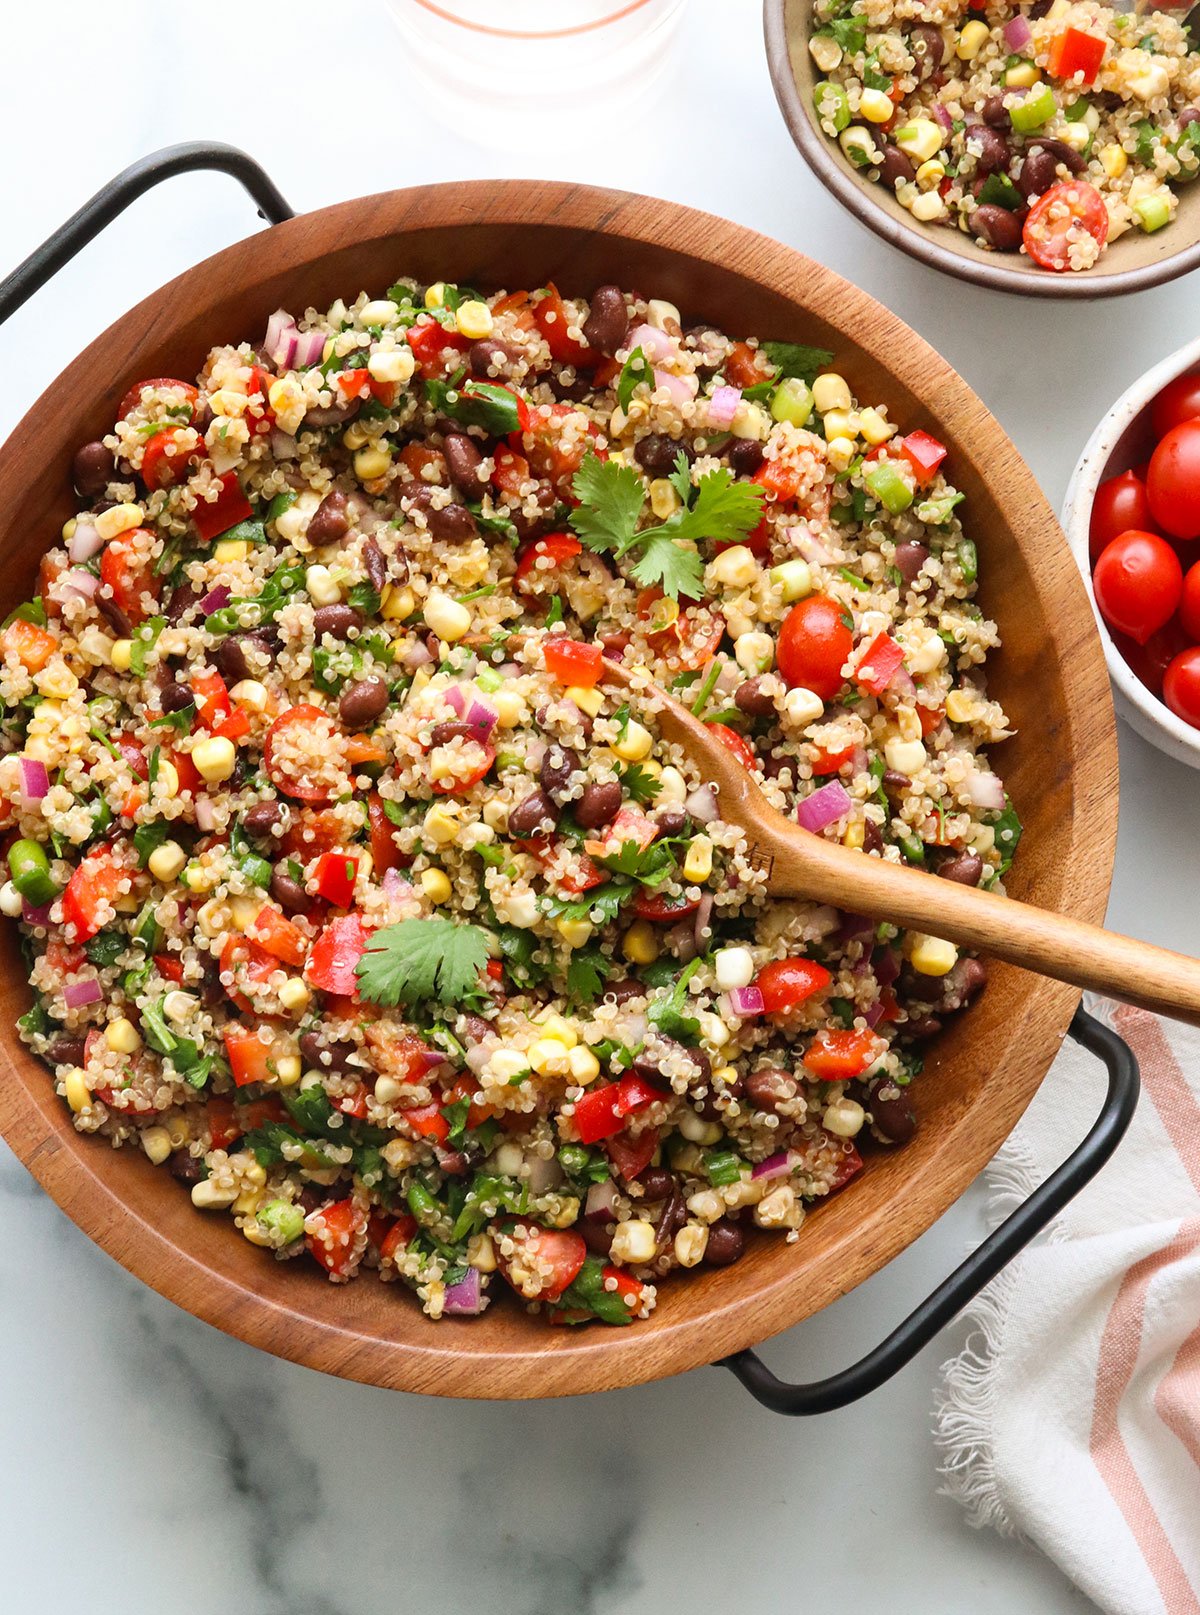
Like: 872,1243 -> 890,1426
811,0 -> 1200,271
0,276 -> 1019,1325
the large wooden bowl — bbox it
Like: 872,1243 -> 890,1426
0,181 -> 1117,1397
765,0 -> 1200,299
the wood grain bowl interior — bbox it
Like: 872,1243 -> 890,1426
0,180 -> 1117,1398
766,0 -> 1200,299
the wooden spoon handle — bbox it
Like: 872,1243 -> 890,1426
779,839 -> 1200,1026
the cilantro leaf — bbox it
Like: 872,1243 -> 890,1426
541,881 -> 632,927
628,533 -> 705,602
599,839 -> 677,888
492,922 -> 549,990
566,945 -> 613,1005
617,763 -> 661,806
129,616 -> 166,678
616,347 -> 652,412
355,918 -> 491,1009
558,1254 -> 635,1325
760,341 -> 834,385
570,456 -> 645,556
132,820 -> 173,869
667,466 -> 764,547
667,451 -> 693,506
648,958 -> 702,1043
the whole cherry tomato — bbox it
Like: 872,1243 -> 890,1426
1089,470 -> 1156,563
1092,530 -> 1182,644
1148,420 -> 1200,540
1151,372 -> 1200,439
1181,561 -> 1200,642
1112,619 -> 1191,698
776,595 -> 853,699
1163,647 -> 1200,729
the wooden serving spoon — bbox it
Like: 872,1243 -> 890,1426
602,660 -> 1200,1026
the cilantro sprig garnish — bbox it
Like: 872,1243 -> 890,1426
569,452 -> 764,602
355,918 -> 491,1009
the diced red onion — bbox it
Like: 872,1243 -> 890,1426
381,869 -> 415,899
402,639 -> 433,672
443,1266 -> 485,1317
933,102 -> 955,133
797,779 -> 852,834
838,910 -> 874,946
22,900 -> 52,927
52,569 -> 99,603
693,892 -> 714,952
653,367 -> 698,408
270,428 -> 298,460
961,770 -> 1007,812
444,685 -> 498,741
293,328 -> 327,369
729,985 -> 765,1018
864,998 -> 886,1029
888,666 -> 917,701
524,1151 -> 564,1196
751,1150 -> 795,1182
584,1178 -> 621,1221
264,310 -> 298,368
68,521 -> 103,564
200,584 -> 232,615
874,946 -> 901,987
18,757 -> 49,802
666,920 -> 698,963
708,385 -> 742,427
194,796 -> 216,832
63,977 -> 103,1010
788,522 -> 834,567
685,785 -> 719,823
1003,13 -> 1032,50
627,322 -> 673,362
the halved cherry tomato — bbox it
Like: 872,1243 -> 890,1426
335,369 -> 373,400
854,631 -> 906,696
1090,470 -> 1157,563
777,595 -> 853,699
802,1027 -> 885,1080
573,1072 -> 664,1145
1152,372 -> 1200,439
917,703 -> 945,738
312,851 -> 358,907
1148,419 -> 1200,541
219,934 -> 282,1013
206,1097 -> 242,1151
430,742 -> 496,796
100,534 -> 158,626
305,1198 -> 366,1281
1163,646 -> 1200,729
637,589 -> 726,668
0,617 -> 58,673
1092,530 -> 1182,644
192,471 -> 254,542
282,808 -> 346,859
141,427 -> 197,491
631,890 -> 700,922
533,284 -> 596,367
724,342 -> 773,389
810,742 -> 856,775
1046,26 -> 1106,84
305,913 -> 369,997
264,705 -> 334,802
828,1143 -> 865,1193
583,805 -> 658,862
1022,181 -> 1108,273
753,459 -> 801,503
552,851 -> 605,896
755,956 -> 832,1014
118,377 -> 199,422
706,722 -> 756,771
406,317 -> 470,377
250,905 -> 309,968
62,851 -> 126,942
605,1127 -> 659,1181
491,444 -> 530,495
544,636 -> 603,687
443,1072 -> 494,1132
498,1220 -> 587,1301
521,401 -> 601,489
514,532 -> 582,593
224,1026 -> 276,1088
377,1214 -> 419,1264
391,1033 -> 443,1083
899,430 -> 947,487
399,441 -> 447,482
367,794 -> 405,875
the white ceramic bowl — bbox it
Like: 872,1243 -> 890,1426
1062,335 -> 1200,771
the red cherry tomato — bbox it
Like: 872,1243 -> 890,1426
141,427 -> 197,491
100,533 -> 159,626
1089,470 -> 1156,563
1151,372 -> 1200,438
706,722 -> 757,771
755,957 -> 833,1014
264,705 -> 334,802
1022,181 -> 1108,272
1111,619 -> 1191,698
1148,420 -> 1200,540
1163,647 -> 1200,728
1092,530 -> 1182,644
543,636 -> 603,687
117,376 -> 199,422
1181,562 -> 1200,642
776,596 -> 853,699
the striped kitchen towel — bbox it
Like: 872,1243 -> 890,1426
934,1004 -> 1200,1615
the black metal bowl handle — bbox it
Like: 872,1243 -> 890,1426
0,142 -> 294,328
721,1007 -> 1138,1414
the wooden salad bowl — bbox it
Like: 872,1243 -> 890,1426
0,179 -> 1117,1398
765,0 -> 1200,299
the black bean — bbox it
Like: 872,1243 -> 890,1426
1028,0 -> 1052,17
863,819 -> 884,856
362,537 -> 388,595
158,681 -> 193,714
428,720 -> 479,747
539,743 -> 580,804
878,143 -> 917,189
608,979 -> 647,1006
460,1014 -> 492,1046
703,1219 -> 745,1266
270,868 -> 309,914
243,801 -> 284,839
550,370 -> 592,404
97,596 -> 133,639
338,675 -> 390,728
728,438 -> 765,477
306,490 -> 350,548
1017,147 -> 1061,201
312,604 -> 363,639
909,23 -> 944,77
1181,107 -> 1200,129
214,636 -> 252,682
581,284 -> 629,355
426,502 -> 478,543
435,1148 -> 470,1177
734,678 -> 775,717
469,338 -> 519,379
883,768 -> 911,793
582,1221 -> 615,1257
866,1077 -> 917,1145
744,1067 -> 798,1114
443,433 -> 488,495
903,1014 -> 943,1041
981,95 -> 1011,129
508,789 -> 559,836
72,440 -> 116,497
972,127 -> 1010,175
635,1039 -> 709,1088
654,1185 -> 688,1256
893,540 -> 930,585
298,1032 -> 355,1074
165,582 -> 203,625
576,780 -> 623,829
637,1165 -> 675,1201
937,851 -> 984,886
972,203 -> 1024,252
46,1034 -> 87,1068
169,1152 -> 201,1185
634,434 -> 692,477
955,957 -> 988,1002
1031,137 -> 1086,175
654,807 -> 688,838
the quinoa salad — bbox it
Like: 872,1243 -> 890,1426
0,276 -> 1019,1326
810,0 -> 1200,271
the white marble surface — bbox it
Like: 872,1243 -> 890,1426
3,3 -> 1198,1610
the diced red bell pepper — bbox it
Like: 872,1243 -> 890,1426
192,471 -> 253,542
250,904 -> 309,968
206,1097 -> 241,1150
406,317 -> 470,376
219,934 -> 283,1013
0,616 -> 58,673
305,913 -> 369,997
305,1197 -> 366,1281
631,890 -> 699,922
1046,26 -> 1106,84
62,851 -> 127,942
604,1127 -> 659,1182
141,427 -> 197,491
573,1072 -> 664,1145
514,532 -> 582,592
224,1026 -> 276,1088
584,804 -> 658,861
755,957 -> 833,1014
377,1214 -> 419,1264
918,703 -> 945,738
443,1072 -> 494,1132
332,1083 -> 370,1120
100,535 -> 159,626
336,369 -> 374,400
153,953 -> 184,983
707,722 -> 757,772
802,1027 -> 886,1080
312,851 -> 359,907
533,284 -> 596,367
753,459 -> 802,503
810,742 -> 856,775
724,342 -> 773,389
544,636 -> 603,688
491,444 -> 530,496
854,631 -> 907,697
550,851 -> 604,897
899,430 -> 947,487
602,1266 -> 647,1312
367,794 -> 404,875
400,1102 -> 450,1143
282,808 -> 346,859
191,668 -> 233,730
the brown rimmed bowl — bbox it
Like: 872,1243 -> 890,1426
765,0 -> 1200,299
0,178 -> 1117,1397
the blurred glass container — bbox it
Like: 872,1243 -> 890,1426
386,0 -> 688,146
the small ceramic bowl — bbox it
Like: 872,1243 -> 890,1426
1062,334 -> 1200,767
764,0 -> 1200,299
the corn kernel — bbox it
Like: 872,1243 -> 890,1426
77,627 -> 115,665
822,408 -> 859,440
675,1224 -> 709,1266
35,662 -> 78,700
454,299 -> 494,339
1003,61 -> 1040,89
808,31 -> 843,72
421,868 -> 453,904
826,435 -> 857,472
714,946 -> 754,991
770,558 -> 813,603
241,1219 -> 275,1247
686,1188 -> 726,1223
305,563 -> 342,606
556,916 -> 594,950
214,538 -> 250,562
649,478 -> 682,519
233,1185 -> 266,1216
622,920 -> 660,965
354,444 -> 392,482
424,282 -> 446,309
423,803 -> 461,846
528,1037 -> 571,1077
909,933 -> 959,977
679,1109 -> 723,1145
273,1054 -> 302,1086
957,19 -> 989,58
613,719 -> 653,762
94,502 -> 144,541
915,158 -> 946,191
610,1219 -> 657,1265
0,883 -> 23,918
859,86 -> 894,123
343,421 -> 370,451
360,298 -> 400,327
64,1068 -> 92,1115
196,898 -> 230,938
228,679 -> 269,712
842,820 -> 866,850
884,736 -> 927,775
567,1044 -> 601,1084
62,517 -> 78,542
193,735 -> 237,782
191,1178 -> 238,1210
1100,144 -> 1128,179
812,373 -> 852,413
730,401 -> 772,441
382,585 -> 415,621
561,683 -> 602,718
824,1097 -> 865,1138
945,687 -> 981,725
706,544 -> 759,590
105,1017 -> 142,1054
467,1231 -> 497,1272
110,639 -> 134,672
424,590 -> 471,642
278,977 -> 310,1013
537,1013 -> 577,1049
148,841 -> 187,882
141,1125 -> 173,1165
734,631 -> 774,674
163,990 -> 196,1026
858,406 -> 897,446
684,835 -> 713,882
911,190 -> 945,223
368,346 -> 416,385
